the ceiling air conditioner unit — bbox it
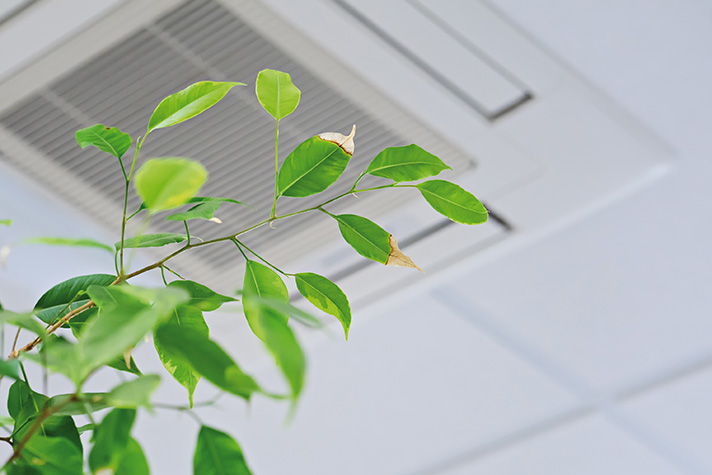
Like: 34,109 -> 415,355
0,0 -> 671,310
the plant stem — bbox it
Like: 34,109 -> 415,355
270,119 -> 280,219
184,221 -> 191,246
8,183 -> 398,358
233,239 -> 290,276
119,136 -> 145,276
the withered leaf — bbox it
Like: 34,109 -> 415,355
385,235 -> 422,272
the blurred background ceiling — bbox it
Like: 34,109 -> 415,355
0,0 -> 710,474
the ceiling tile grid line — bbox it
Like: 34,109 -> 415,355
428,286 -> 707,475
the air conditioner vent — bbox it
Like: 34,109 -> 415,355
0,0 -> 474,289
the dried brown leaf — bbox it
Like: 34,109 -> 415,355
385,235 -> 423,272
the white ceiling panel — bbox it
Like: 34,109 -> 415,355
438,416 -> 685,475
621,367 -> 712,474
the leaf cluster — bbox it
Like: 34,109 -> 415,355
0,69 -> 487,473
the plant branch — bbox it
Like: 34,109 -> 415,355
8,184 -> 396,358
4,394 -> 77,466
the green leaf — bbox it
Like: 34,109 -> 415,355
242,261 -> 289,331
106,355 -> 142,376
0,359 -> 20,379
365,144 -> 451,182
243,261 -> 305,399
106,375 -> 161,409
332,214 -> 390,264
154,305 -> 208,406
134,157 -> 208,213
194,426 -> 253,475
9,381 -> 82,454
21,436 -> 83,474
23,237 -> 114,254
8,380 -> 42,420
255,69 -> 301,120
416,180 -> 488,224
68,285 -> 188,382
0,310 -> 46,336
37,300 -> 90,326
75,124 -> 132,160
236,293 -> 321,329
168,280 -> 235,312
0,415 -> 14,427
0,219 -> 11,226
89,408 -> 136,474
154,324 -> 260,400
47,393 -> 109,416
277,127 -> 355,197
147,81 -> 243,134
118,233 -> 187,250
116,438 -> 150,475
295,273 -> 351,339
188,196 -> 246,205
166,201 -> 222,222
35,274 -> 115,311
31,336 -> 86,385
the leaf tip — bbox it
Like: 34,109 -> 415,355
318,124 -> 356,156
385,235 -> 422,272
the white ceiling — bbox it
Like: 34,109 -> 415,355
1,0 -> 711,474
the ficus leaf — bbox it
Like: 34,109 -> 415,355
9,380 -> 82,453
295,273 -> 351,339
75,124 -> 132,159
35,274 -> 115,311
332,213 -> 390,264
0,359 -> 20,379
154,305 -> 208,406
277,126 -> 356,198
134,157 -> 208,213
416,180 -> 488,224
89,408 -> 136,473
166,201 -> 222,222
194,426 -> 253,475
167,280 -> 235,312
37,300 -> 90,326
0,310 -> 47,336
331,214 -> 421,271
242,260 -> 289,331
243,261 -> 305,399
23,236 -> 114,254
118,233 -> 188,250
74,285 -> 188,381
365,144 -> 451,182
154,324 -> 260,400
236,293 -> 321,329
47,393 -> 110,416
106,374 -> 161,409
188,197 -> 246,205
147,81 -> 243,134
21,435 -> 83,474
116,438 -> 150,475
255,69 -> 301,120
